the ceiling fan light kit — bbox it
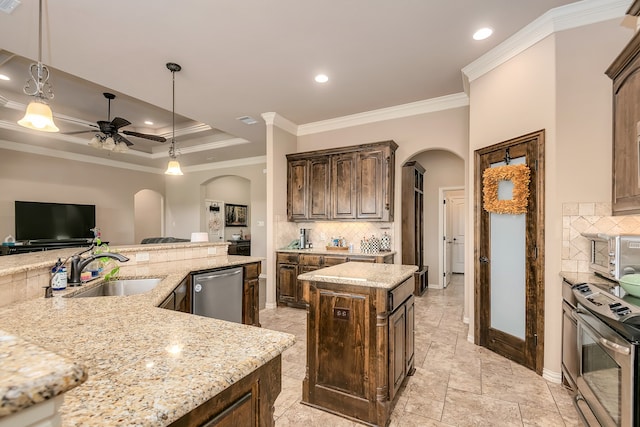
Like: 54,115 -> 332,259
165,62 -> 183,176
17,0 -> 59,133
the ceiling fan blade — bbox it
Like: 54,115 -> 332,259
114,133 -> 134,146
96,120 -> 113,134
122,130 -> 167,143
111,117 -> 131,130
63,130 -> 95,135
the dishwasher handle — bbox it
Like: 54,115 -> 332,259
195,269 -> 243,282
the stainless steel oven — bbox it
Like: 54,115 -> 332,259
572,284 -> 640,427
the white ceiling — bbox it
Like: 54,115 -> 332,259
0,0 -> 620,172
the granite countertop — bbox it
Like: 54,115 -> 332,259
298,261 -> 417,289
277,248 -> 396,257
0,255 -> 295,425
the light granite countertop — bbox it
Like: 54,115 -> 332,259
277,248 -> 396,257
0,254 -> 295,426
298,262 -> 417,289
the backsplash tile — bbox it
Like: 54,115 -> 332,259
562,202 -> 640,273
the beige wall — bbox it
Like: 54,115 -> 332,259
410,150 -> 464,285
467,18 -> 632,380
0,149 -> 163,245
134,189 -> 163,244
204,175 -> 251,241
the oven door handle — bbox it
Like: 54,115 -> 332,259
599,337 -> 630,355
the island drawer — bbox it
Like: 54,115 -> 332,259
388,277 -> 413,311
300,254 -> 323,266
243,262 -> 260,279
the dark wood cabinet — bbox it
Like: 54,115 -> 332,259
160,275 -> 191,313
242,262 -> 261,327
227,240 -> 250,256
402,161 -> 428,295
287,141 -> 397,222
276,251 -> 394,308
606,15 -> 640,215
301,276 -> 414,426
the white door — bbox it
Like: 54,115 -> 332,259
450,196 -> 465,273
443,197 -> 453,287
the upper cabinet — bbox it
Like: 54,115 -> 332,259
287,141 -> 397,222
606,3 -> 640,215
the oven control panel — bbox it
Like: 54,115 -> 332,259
573,283 -> 640,325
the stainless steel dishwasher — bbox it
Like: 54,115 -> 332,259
192,267 -> 243,323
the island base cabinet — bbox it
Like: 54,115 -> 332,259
302,278 -> 414,426
169,355 -> 281,427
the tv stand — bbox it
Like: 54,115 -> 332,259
1,240 -> 96,256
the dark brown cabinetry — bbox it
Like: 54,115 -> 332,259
276,251 -> 394,308
242,262 -> 261,327
287,141 -> 397,222
160,275 -> 191,313
301,276 -> 414,426
402,161 -> 428,295
606,22 -> 640,215
168,355 -> 281,427
227,240 -> 251,256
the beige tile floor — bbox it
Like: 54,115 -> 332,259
260,274 -> 583,426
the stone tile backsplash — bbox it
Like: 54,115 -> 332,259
562,202 -> 640,273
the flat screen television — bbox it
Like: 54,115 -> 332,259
15,201 -> 96,242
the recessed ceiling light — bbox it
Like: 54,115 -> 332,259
237,115 -> 257,125
473,27 -> 493,41
144,120 -> 154,125
315,74 -> 329,83
0,74 -> 10,81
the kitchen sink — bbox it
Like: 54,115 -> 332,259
67,278 -> 163,298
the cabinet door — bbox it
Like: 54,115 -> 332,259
277,264 -> 298,304
388,304 -> 406,401
243,279 -> 259,326
405,295 -> 415,374
288,159 -> 308,220
160,292 -> 175,310
356,146 -> 394,221
309,156 -> 331,220
174,276 -> 191,313
332,153 -> 357,219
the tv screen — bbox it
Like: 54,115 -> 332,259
15,201 -> 96,242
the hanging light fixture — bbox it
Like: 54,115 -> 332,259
17,0 -> 59,132
164,62 -> 183,175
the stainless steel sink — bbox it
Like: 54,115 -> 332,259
68,278 -> 163,298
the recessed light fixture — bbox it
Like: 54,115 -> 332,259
0,74 -> 9,81
144,120 -> 154,125
237,115 -> 257,125
315,74 -> 329,83
473,27 -> 493,41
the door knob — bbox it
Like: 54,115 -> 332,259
479,256 -> 489,264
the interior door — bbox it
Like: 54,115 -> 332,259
443,196 -> 453,288
474,130 -> 545,374
450,196 -> 465,274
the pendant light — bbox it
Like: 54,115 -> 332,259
165,62 -> 183,175
17,0 -> 59,132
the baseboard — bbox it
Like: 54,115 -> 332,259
543,368 -> 562,384
265,302 -> 277,310
463,316 -> 469,324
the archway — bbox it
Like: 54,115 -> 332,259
134,189 -> 164,244
201,175 -> 252,242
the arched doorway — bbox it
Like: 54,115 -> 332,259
201,175 -> 251,242
134,189 -> 164,244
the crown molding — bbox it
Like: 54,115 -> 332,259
183,155 -> 266,173
261,112 -> 298,135
297,93 -> 469,136
149,137 -> 251,158
0,138 -> 163,174
462,0 -> 631,85
158,122 -> 212,138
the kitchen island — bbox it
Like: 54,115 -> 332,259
298,262 -> 417,427
0,243 -> 295,426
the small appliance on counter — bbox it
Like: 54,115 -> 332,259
299,228 -> 311,249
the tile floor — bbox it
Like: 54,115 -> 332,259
260,274 -> 583,426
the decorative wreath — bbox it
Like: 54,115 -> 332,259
482,164 -> 531,214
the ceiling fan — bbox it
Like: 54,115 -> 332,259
69,92 -> 166,149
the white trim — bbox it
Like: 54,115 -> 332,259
184,155 -> 266,172
467,333 -> 475,344
439,186 -> 465,288
463,316 -> 469,324
264,302 -> 277,310
297,93 -> 469,136
542,368 -> 562,384
261,112 -> 276,125
150,137 -> 250,158
261,112 -> 298,135
158,122 -> 212,138
462,0 -> 630,85
0,139 -> 163,173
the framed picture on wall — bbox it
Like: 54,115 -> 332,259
225,204 -> 248,227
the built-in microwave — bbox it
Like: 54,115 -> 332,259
582,233 -> 640,281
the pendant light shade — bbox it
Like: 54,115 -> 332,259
164,62 -> 183,176
18,0 -> 59,133
18,99 -> 59,132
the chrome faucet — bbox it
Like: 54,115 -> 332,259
68,252 -> 129,285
